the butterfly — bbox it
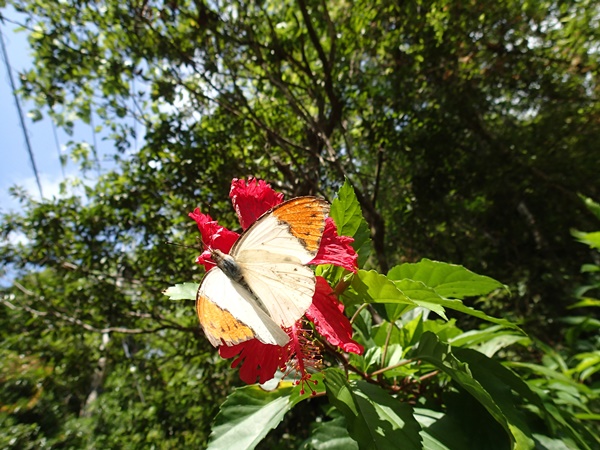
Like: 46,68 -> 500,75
196,196 -> 330,347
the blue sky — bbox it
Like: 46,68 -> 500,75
1,7 -> 114,214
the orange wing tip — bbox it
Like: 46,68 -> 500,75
197,294 -> 255,347
272,197 -> 330,254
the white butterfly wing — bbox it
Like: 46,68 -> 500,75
197,268 -> 290,346
231,197 -> 330,327
236,249 -> 316,327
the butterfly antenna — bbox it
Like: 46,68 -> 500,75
196,236 -> 208,251
164,241 -> 203,251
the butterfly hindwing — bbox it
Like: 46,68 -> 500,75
196,268 -> 290,346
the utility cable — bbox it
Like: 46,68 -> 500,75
0,23 -> 43,199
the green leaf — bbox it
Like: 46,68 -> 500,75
569,351 -> 600,381
453,348 -> 544,440
349,270 -> 415,321
27,109 -> 43,122
506,362 -> 595,395
301,415 -> 358,450
330,179 -> 372,266
349,270 -> 516,328
413,332 -> 535,450
568,297 -> 600,309
394,278 -> 517,329
571,230 -> 600,250
532,434 -> 580,450
449,326 -> 528,357
579,195 -> 600,221
580,264 -> 600,273
431,296 -> 519,329
162,282 -> 199,300
413,408 -> 470,450
388,259 -> 505,299
351,270 -> 412,304
324,368 -> 422,450
288,373 -> 327,404
393,279 -> 448,320
208,383 -> 294,450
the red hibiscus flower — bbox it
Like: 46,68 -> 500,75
189,178 -> 363,386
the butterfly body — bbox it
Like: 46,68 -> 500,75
196,197 -> 330,347
210,248 -> 244,283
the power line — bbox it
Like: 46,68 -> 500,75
0,23 -> 43,199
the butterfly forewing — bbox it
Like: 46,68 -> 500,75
232,197 -> 330,327
231,197 -> 330,264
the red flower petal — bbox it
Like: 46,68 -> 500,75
230,178 -> 284,230
219,339 -> 291,384
310,218 -> 358,273
306,277 -> 364,355
188,208 -> 239,270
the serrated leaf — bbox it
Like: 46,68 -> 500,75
163,282 -> 199,300
208,383 -> 294,450
324,368 -> 422,449
394,276 -> 517,329
429,296 -> 518,329
388,259 -> 504,299
393,279 -> 448,320
348,270 -> 514,327
349,270 -> 416,321
351,270 -> 412,304
331,180 -> 371,266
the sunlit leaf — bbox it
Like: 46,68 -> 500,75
388,259 -> 505,299
330,179 -> 371,266
208,383 -> 294,450
571,230 -> 600,250
163,283 -> 199,300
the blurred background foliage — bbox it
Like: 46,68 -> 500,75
0,0 -> 599,447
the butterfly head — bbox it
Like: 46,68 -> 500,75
210,248 -> 243,282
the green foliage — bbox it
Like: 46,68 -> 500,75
2,0 -> 600,447
208,383 -> 296,450
330,180 -> 372,267
323,369 -> 422,450
163,282 -> 200,301
178,184 -> 598,449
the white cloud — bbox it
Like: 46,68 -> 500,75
0,170 -> 86,213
